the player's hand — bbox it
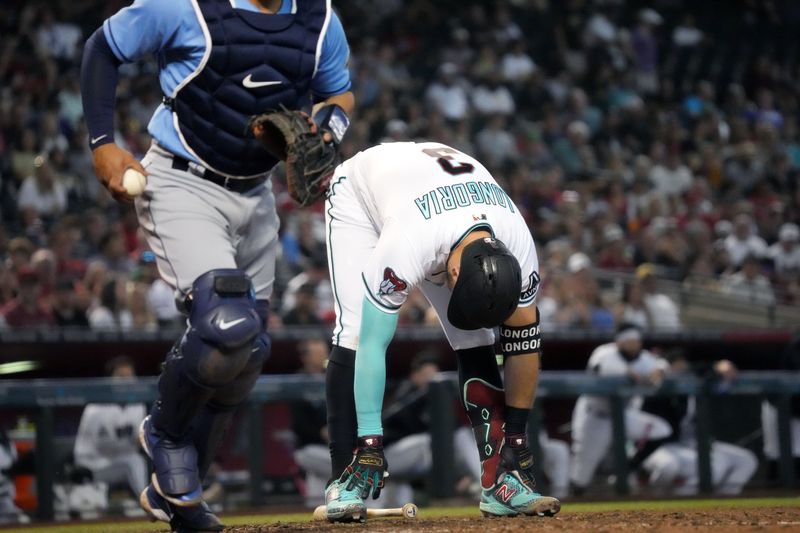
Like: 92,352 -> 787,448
340,435 -> 388,500
304,112 -> 333,143
92,143 -> 147,203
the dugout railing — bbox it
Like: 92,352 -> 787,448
0,372 -> 797,520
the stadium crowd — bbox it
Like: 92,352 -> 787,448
0,0 -> 799,332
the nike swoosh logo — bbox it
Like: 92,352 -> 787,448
243,74 -> 282,89
90,134 -> 108,144
218,317 -> 247,330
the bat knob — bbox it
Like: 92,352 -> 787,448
402,503 -> 418,519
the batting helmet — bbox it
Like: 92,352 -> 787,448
447,237 -> 522,330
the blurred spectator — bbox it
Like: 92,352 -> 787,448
73,356 -> 147,504
721,254 -> 776,306
616,280 -> 650,330
282,282 -> 322,326
5,238 -> 35,274
631,9 -> 662,95
476,115 -> 518,168
138,251 -> 181,328
35,7 -> 82,62
18,155 -> 67,220
39,113 -> 69,155
424,63 -> 470,122
0,267 -> 54,329
552,120 -> 593,178
51,278 -> 89,327
49,226 -> 86,281
88,279 -> 132,331
672,15 -> 703,48
30,248 -> 56,299
649,151 -> 693,197
10,129 -> 38,183
555,253 -> 615,330
769,223 -> 800,280
501,40 -> 536,83
93,231 -> 134,275
127,281 -> 156,331
1,1 -> 799,333
635,264 -> 681,330
596,224 -> 632,270
566,89 -> 603,136
471,70 -> 515,116
725,213 -> 767,266
280,250 -> 333,322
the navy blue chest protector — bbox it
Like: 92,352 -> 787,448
172,0 -> 327,177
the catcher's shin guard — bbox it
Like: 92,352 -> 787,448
151,269 -> 261,438
464,378 -> 507,490
146,269 -> 261,504
193,301 -> 271,480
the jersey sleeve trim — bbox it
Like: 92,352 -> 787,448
312,0 -> 332,79
362,273 -> 403,313
518,296 -> 536,307
450,222 -> 495,252
102,20 -> 132,63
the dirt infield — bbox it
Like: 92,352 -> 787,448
225,507 -> 800,533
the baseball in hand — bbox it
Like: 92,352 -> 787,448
122,168 -> 147,196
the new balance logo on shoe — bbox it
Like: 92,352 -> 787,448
495,484 -> 516,503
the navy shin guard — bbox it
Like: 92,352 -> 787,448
192,301 -> 271,480
151,270 -> 262,439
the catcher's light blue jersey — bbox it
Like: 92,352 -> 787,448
103,0 -> 351,164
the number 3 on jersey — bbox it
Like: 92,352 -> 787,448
423,147 -> 475,176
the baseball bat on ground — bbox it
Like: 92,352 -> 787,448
312,502 -> 418,520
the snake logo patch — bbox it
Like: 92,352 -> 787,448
379,268 -> 407,296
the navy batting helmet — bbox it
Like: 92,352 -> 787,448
447,237 -> 522,330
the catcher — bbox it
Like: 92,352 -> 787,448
314,141 -> 559,521
80,0 -> 353,530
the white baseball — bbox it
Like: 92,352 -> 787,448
122,168 -> 147,196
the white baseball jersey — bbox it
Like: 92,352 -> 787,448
73,403 -> 146,471
326,142 -> 540,351
582,342 -> 668,414
342,142 -> 539,312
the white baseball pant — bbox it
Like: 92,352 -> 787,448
761,400 -> 800,460
642,441 -> 758,495
570,396 -> 672,488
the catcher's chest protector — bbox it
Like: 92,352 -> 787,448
172,0 -> 327,177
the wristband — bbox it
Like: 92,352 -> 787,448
313,104 -> 350,145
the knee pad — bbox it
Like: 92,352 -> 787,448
206,299 -> 271,407
181,269 -> 262,387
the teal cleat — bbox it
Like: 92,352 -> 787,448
324,478 -> 366,522
480,470 -> 561,517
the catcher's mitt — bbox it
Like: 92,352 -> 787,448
250,109 -> 338,206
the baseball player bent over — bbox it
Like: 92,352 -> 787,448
80,1 -> 353,530
322,142 -> 560,520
